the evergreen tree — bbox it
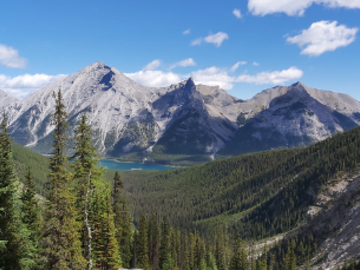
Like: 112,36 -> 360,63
215,228 -> 229,270
71,114 -> 102,269
148,215 -> 160,270
42,90 -> 86,270
72,114 -> 121,269
112,171 -> 133,268
208,254 -> 218,270
283,240 -> 297,270
92,181 -> 122,270
20,168 -> 41,268
21,168 -> 40,235
230,233 -> 248,270
159,217 -> 171,269
0,113 -> 20,269
136,215 -> 150,269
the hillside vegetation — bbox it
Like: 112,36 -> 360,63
12,142 -> 49,196
122,126 -> 360,239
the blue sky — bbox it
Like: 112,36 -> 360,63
0,0 -> 359,101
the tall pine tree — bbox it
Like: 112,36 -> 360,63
112,171 -> 133,268
20,168 -> 41,269
0,113 -> 19,269
42,90 -> 86,270
72,114 -> 121,270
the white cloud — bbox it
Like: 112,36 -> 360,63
248,0 -> 360,16
0,44 -> 27,69
0,73 -> 68,99
253,62 -> 260,66
143,59 -> 161,71
237,66 -> 303,84
287,20 -> 358,56
231,61 -> 247,72
204,32 -> 229,47
191,32 -> 229,47
183,29 -> 191,35
170,58 -> 196,69
191,38 -> 203,46
125,70 -> 181,88
124,63 -> 303,90
191,66 -> 235,90
233,8 -> 243,18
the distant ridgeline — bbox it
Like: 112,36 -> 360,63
1,62 -> 360,165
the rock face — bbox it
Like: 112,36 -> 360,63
1,62 -> 241,161
1,62 -> 359,162
306,173 -> 360,270
219,82 -> 360,157
0,90 -> 18,110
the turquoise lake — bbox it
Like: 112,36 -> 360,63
99,160 -> 174,171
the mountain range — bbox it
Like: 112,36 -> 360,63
1,61 -> 359,164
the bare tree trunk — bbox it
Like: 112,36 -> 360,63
85,172 -> 93,270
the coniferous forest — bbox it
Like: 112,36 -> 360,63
1,90 -> 360,270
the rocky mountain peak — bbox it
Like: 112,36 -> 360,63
291,81 -> 305,88
185,77 -> 195,87
0,90 -> 18,109
89,61 -> 109,69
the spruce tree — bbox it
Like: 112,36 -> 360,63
112,171 -> 133,268
148,215 -> 160,270
159,216 -> 171,269
283,240 -> 297,270
20,168 -> 41,268
71,114 -> 101,269
21,168 -> 40,234
91,181 -> 122,270
72,114 -> 122,270
42,90 -> 86,270
0,113 -> 19,269
136,215 -> 150,269
230,233 -> 248,270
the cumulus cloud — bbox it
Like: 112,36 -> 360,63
183,29 -> 191,35
191,66 -> 235,90
0,73 -> 68,99
231,61 -> 247,72
125,70 -> 181,88
143,59 -> 161,71
190,66 -> 303,89
237,66 -> 303,84
248,0 -> 360,16
0,44 -> 27,69
204,32 -> 229,47
124,61 -> 303,90
233,8 -> 243,18
253,62 -> 260,66
170,58 -> 196,69
287,20 -> 358,56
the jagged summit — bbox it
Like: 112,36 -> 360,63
0,90 -> 18,110
291,81 -> 305,87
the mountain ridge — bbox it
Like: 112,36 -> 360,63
1,62 -> 359,163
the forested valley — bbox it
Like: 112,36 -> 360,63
1,90 -> 360,269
